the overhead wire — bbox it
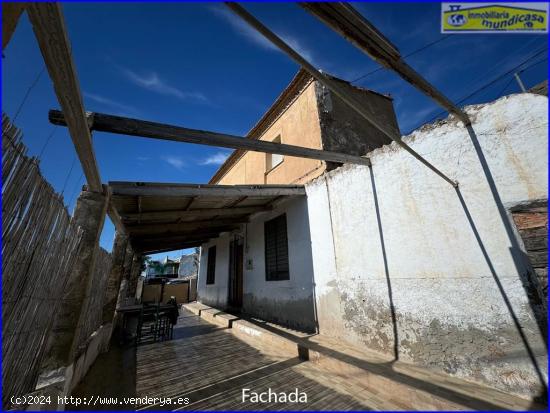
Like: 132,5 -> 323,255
68,172 -> 84,207
404,48 -> 548,134
351,35 -> 452,83
12,65 -> 46,122
37,127 -> 57,159
60,156 -> 77,196
495,77 -> 516,98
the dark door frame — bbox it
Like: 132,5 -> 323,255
228,236 -> 244,309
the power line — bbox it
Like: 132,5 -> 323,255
68,172 -> 84,206
352,35 -> 451,83
61,156 -> 77,196
13,65 -> 46,122
455,36 -> 543,96
38,127 -> 57,159
496,77 -> 516,98
454,53 -> 546,106
404,48 -> 547,134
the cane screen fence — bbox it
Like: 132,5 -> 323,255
2,114 -> 85,408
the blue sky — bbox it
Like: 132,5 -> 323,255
2,2 -> 547,257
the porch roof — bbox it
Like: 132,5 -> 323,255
108,181 -> 305,255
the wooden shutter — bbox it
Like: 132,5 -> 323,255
206,246 -> 216,284
264,214 -> 289,281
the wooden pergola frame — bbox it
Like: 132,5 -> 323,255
6,2 -> 468,248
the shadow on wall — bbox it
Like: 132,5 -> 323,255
458,125 -> 548,403
363,124 -> 547,403
368,165 -> 399,361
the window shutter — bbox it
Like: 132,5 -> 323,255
264,214 -> 289,281
206,246 -> 216,284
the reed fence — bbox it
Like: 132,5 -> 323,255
2,114 -> 84,408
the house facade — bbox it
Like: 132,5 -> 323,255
210,68 -> 399,185
198,69 -> 399,331
197,90 -> 548,398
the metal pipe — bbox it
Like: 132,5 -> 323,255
514,72 -> 527,92
225,2 -> 458,188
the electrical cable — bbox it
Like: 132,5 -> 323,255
352,35 -> 452,83
37,127 -> 57,159
404,49 -> 548,134
68,172 -> 84,206
13,65 -> 46,122
60,156 -> 77,196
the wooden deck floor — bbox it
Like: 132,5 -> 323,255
136,308 -> 372,411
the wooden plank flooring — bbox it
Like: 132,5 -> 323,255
136,309 -> 373,411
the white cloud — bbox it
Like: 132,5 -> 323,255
199,151 -> 230,166
280,33 -> 316,65
209,5 -> 323,68
136,156 -> 150,162
209,6 -> 279,51
163,156 -> 186,170
118,66 -> 208,103
84,92 -> 139,115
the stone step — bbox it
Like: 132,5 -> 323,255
182,303 -> 544,411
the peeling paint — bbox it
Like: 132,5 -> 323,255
306,93 -> 548,399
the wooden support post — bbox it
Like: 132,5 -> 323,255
49,110 -> 371,166
117,244 -> 135,305
127,254 -> 142,300
40,188 -> 109,373
2,3 -> 27,49
101,232 -> 129,326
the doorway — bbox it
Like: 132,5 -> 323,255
228,238 -> 244,309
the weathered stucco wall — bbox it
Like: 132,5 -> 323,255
306,93 -> 548,399
197,235 -> 230,309
217,82 -> 326,185
315,81 -> 398,161
241,197 -> 316,332
197,197 -> 316,332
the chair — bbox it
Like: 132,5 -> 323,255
136,303 -> 160,344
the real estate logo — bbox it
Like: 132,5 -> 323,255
442,3 -> 548,33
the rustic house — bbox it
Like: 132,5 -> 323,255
198,69 -> 399,330
211,68 -> 399,185
3,2 -> 547,410
197,90 -> 548,399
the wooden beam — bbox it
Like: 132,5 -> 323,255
107,204 -> 126,235
27,4 -> 102,192
109,182 -> 306,198
135,243 -> 205,255
121,205 -> 270,221
134,239 -> 210,249
183,196 -> 196,211
224,2 -> 459,188
126,218 -> 248,236
49,110 -> 371,166
299,2 -> 469,124
133,230 -> 236,244
3,3 -> 27,49
132,231 -> 236,249
225,195 -> 248,208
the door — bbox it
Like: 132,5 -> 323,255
228,238 -> 244,309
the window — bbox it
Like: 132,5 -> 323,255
266,136 -> 283,171
206,246 -> 216,285
264,214 -> 289,281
